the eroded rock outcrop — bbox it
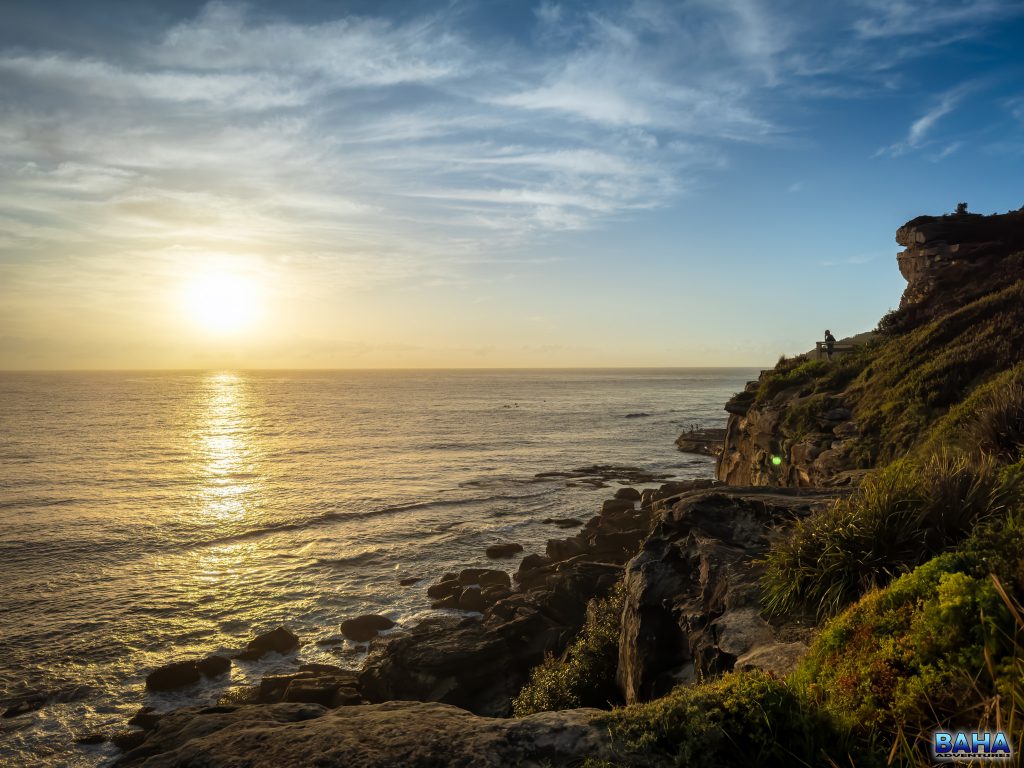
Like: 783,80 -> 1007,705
358,479 -> 717,716
896,208 -> 1024,308
617,487 -> 839,703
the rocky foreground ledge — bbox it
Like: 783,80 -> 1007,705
105,478 -> 845,767
116,701 -> 617,767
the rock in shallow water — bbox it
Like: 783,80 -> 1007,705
145,661 -> 201,692
236,626 -> 300,660
340,615 -> 395,642
485,542 -> 523,558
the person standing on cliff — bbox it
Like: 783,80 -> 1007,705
824,330 -> 836,360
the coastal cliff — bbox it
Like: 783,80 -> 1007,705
718,206 -> 1024,487
102,208 -> 1024,767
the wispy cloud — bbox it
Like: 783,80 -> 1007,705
876,83 -> 973,157
0,0 -> 1021,366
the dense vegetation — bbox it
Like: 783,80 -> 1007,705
763,451 -> 1022,617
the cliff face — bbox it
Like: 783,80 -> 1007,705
717,208 -> 1024,487
896,208 -> 1024,309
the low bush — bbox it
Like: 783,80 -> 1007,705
794,515 -> 1024,762
512,582 -> 624,716
600,669 -> 858,768
762,452 -> 1019,618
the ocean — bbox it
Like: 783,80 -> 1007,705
0,368 -> 756,766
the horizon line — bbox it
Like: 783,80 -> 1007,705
0,364 -> 770,373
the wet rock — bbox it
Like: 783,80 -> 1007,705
76,733 -> 106,745
614,487 -> 641,501
196,655 -> 231,679
481,586 -> 511,604
477,570 -> 511,589
111,729 -> 147,752
430,594 -> 460,610
458,568 -> 490,586
128,706 -> 162,730
399,576 -> 422,586
340,615 -> 395,643
601,498 -> 635,514
236,626 -> 299,660
485,543 -> 524,558
542,517 -> 584,528
545,537 -> 588,563
2,692 -> 48,718
458,586 -> 488,612
427,576 -> 461,600
146,661 -> 201,692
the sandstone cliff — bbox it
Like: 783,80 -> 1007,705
717,207 -> 1024,487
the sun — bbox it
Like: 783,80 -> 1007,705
183,271 -> 260,335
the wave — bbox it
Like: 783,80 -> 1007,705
188,488 -> 560,550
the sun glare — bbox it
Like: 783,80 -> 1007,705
183,271 -> 260,335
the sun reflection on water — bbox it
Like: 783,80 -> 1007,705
195,372 -> 259,523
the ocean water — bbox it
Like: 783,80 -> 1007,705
0,368 -> 755,766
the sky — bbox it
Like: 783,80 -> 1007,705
1,0 -> 1023,369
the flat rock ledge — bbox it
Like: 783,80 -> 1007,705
114,701 -> 618,768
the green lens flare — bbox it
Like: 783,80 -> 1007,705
771,455 -> 782,466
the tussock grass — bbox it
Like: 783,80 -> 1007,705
762,451 -> 1020,618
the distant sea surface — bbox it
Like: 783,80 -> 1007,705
0,368 -> 756,766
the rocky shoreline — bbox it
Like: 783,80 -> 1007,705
84,461 -> 848,767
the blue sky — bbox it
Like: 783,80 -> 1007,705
1,0 -> 1022,368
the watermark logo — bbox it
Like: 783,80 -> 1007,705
933,731 -> 1012,761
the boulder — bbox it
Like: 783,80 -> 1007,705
613,487 -> 641,501
477,570 -> 511,589
196,655 -> 231,679
2,692 -> 48,718
427,577 -> 461,600
236,627 -> 299,660
542,517 -> 584,528
399,576 -> 422,586
485,543 -> 523,558
340,615 -> 395,643
458,587 -> 488,612
601,498 -> 635,514
456,568 -> 489,586
145,661 -> 201,692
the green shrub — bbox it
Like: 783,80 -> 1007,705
794,516 -> 1024,762
512,582 -> 624,716
762,452 -> 1019,618
756,359 -> 829,404
600,670 -> 860,768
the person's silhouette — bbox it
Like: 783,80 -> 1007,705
824,330 -> 836,360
